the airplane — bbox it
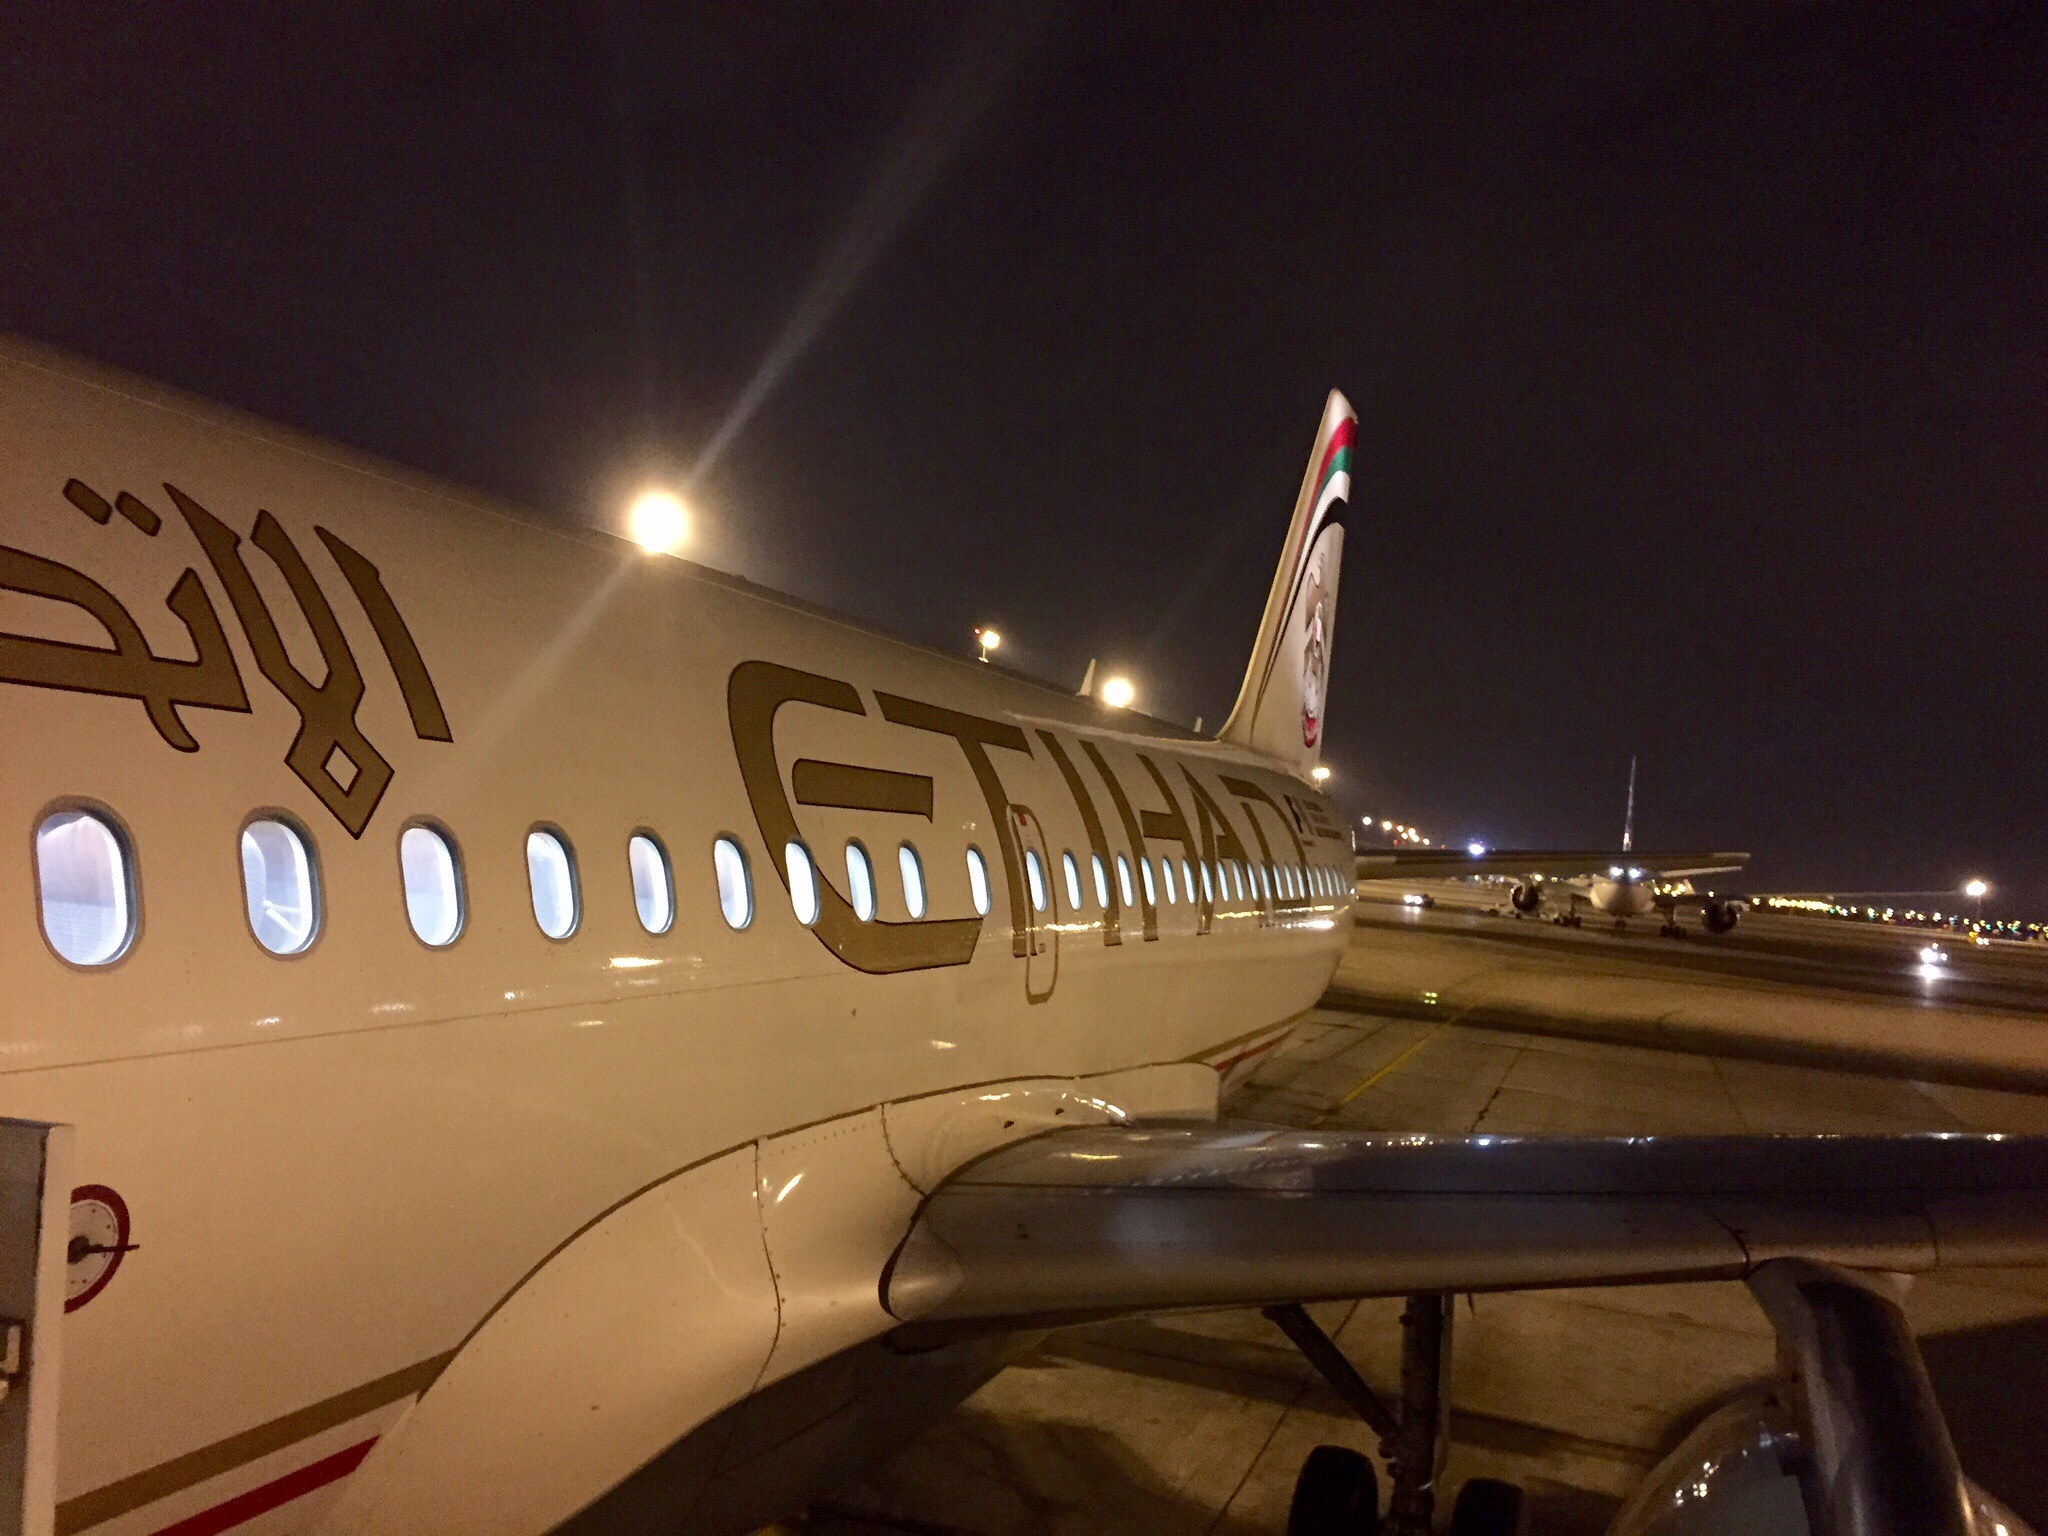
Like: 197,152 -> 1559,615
1356,760 -> 1752,936
0,336 -> 2041,1536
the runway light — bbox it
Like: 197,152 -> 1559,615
1467,841 -> 1486,857
1964,878 -> 1989,900
1100,675 -> 1136,709
1381,820 -> 1393,831
626,489 -> 690,554
1311,765 -> 1332,784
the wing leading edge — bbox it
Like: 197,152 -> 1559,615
881,1125 -> 2048,1336
1355,849 -> 1750,881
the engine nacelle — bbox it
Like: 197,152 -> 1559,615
1510,882 -> 1542,914
1702,899 -> 1741,934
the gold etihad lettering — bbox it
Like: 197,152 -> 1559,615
874,691 -> 1035,960
1182,772 -> 1255,919
1038,731 -> 1121,946
729,663 -> 984,974
1136,754 -> 1208,934
1080,740 -> 1156,942
0,480 -> 452,835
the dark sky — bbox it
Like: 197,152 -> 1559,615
4,6 -> 2044,907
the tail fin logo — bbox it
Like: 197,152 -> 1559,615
1301,551 -> 1329,748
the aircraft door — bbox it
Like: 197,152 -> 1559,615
1009,806 -> 1058,1003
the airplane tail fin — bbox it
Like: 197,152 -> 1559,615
1217,390 -> 1356,777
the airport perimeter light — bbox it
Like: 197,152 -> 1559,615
1099,675 -> 1135,709
975,627 -> 1001,663
1311,765 -> 1332,784
627,489 -> 690,554
1965,877 -> 1989,920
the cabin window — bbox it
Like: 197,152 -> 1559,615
1200,861 -> 1214,902
400,823 -> 463,947
1140,856 -> 1157,906
1062,851 -> 1083,911
898,843 -> 927,919
241,817 -> 318,956
1116,854 -> 1135,908
966,846 -> 991,916
629,833 -> 674,934
1092,853 -> 1110,909
786,842 -> 819,926
526,828 -> 579,939
846,842 -> 876,922
714,837 -> 753,929
1024,848 -> 1048,913
1182,858 -> 1195,903
35,808 -> 133,966
1161,857 -> 1177,905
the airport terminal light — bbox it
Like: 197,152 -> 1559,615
626,488 -> 689,554
1311,765 -> 1332,784
974,627 -> 1001,663
1099,675 -> 1135,709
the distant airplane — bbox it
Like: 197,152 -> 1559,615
0,339 -> 2036,1536
1356,757 -> 1751,935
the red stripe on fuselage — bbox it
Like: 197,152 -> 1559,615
149,1437 -> 377,1536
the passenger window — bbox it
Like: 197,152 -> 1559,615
526,828 -> 579,939
241,817 -> 318,955
1025,848 -> 1048,913
1143,857 -> 1160,907
35,808 -> 133,966
714,837 -> 752,929
1161,857 -> 1177,905
629,833 -> 674,934
400,823 -> 464,947
966,846 -> 991,916
1062,851 -> 1083,911
1200,861 -> 1214,902
1226,861 -> 1242,901
846,841 -> 876,922
1182,858 -> 1195,903
899,843 -> 927,919
1116,854 -> 1135,908
786,841 -> 819,926
1092,853 -> 1110,909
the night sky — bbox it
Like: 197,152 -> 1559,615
4,7 -> 2043,906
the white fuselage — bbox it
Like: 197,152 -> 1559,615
1584,876 -> 1658,918
0,340 -> 1351,1535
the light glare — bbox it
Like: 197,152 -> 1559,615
627,489 -> 690,554
1100,675 -> 1135,709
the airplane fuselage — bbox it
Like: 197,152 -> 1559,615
0,341 -> 1353,1534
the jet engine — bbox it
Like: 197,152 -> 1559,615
1702,899 -> 1741,934
1510,882 -> 1542,914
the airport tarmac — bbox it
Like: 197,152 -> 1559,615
797,884 -> 2048,1536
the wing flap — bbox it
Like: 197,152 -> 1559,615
881,1126 -> 2048,1334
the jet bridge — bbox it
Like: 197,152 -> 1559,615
0,1120 -> 71,1536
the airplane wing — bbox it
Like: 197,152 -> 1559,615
1355,848 -> 1749,881
881,1124 -> 2048,1336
